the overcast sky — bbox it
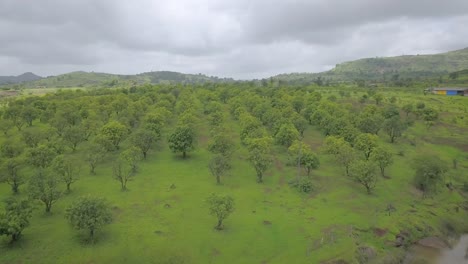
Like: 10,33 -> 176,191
1,0 -> 468,79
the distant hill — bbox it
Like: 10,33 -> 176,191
3,71 -> 235,88
0,72 -> 42,85
274,47 -> 468,85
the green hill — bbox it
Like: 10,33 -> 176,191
0,72 -> 42,85
3,71 -> 234,89
274,47 -> 468,85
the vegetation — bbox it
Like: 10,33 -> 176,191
0,78 -> 467,263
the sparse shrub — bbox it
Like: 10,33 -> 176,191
289,178 -> 315,193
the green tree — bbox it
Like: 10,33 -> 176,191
28,145 -> 57,168
422,108 -> 438,128
323,136 -> 356,176
354,133 -> 378,160
274,123 -> 300,147
0,158 -> 25,194
51,155 -> 80,193
112,160 -> 135,191
97,121 -> 129,151
1,140 -> 24,158
373,93 -> 383,105
247,137 -> 272,183
383,116 -> 406,143
85,144 -> 106,175
21,106 -> 39,127
28,171 -> 61,213
208,132 -> 235,157
4,105 -> 25,131
209,155 -> 231,185
130,129 -> 159,159
21,127 -> 45,148
63,126 -> 86,151
0,119 -> 13,135
168,126 -> 196,158
301,152 -> 320,176
120,146 -> 143,173
412,155 -> 447,196
349,160 -> 378,194
206,193 -> 234,230
371,147 -> 393,178
0,198 -> 33,242
402,103 -> 413,117
65,196 -> 112,240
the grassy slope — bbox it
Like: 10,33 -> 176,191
0,90 -> 467,263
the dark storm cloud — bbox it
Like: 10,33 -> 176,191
0,0 -> 467,79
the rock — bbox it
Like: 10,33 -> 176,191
417,236 -> 449,249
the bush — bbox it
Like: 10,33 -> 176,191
289,178 -> 315,193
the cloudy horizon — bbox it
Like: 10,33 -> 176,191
1,0 -> 468,80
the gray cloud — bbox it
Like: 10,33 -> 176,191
0,0 -> 467,79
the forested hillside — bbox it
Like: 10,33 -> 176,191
274,47 -> 468,86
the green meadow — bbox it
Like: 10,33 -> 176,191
0,85 -> 467,264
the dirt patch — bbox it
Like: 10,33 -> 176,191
373,228 -> 388,237
263,220 -> 272,225
320,259 -> 349,264
0,90 -> 19,98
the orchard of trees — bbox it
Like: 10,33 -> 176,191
0,82 -> 463,264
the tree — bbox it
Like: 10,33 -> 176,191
65,196 -> 112,240
412,155 -> 447,196
382,116 -> 406,143
209,155 -> 231,185
97,121 -> 129,151
288,140 -> 320,176
4,105 -> 25,131
51,155 -> 80,193
0,158 -> 25,194
402,103 -> 413,117
112,160 -> 135,191
301,152 -> 320,176
0,198 -> 33,242
0,119 -> 13,135
85,144 -> 106,175
63,126 -> 86,151
20,106 -> 39,127
349,160 -> 378,194
208,132 -> 235,157
206,193 -> 234,230
28,171 -> 61,213
354,133 -> 378,160
323,136 -> 356,176
422,108 -> 438,128
21,127 -> 45,148
168,125 -> 196,158
120,146 -> 143,173
130,129 -> 159,159
0,140 -> 24,158
247,137 -> 272,183
373,93 -> 383,105
28,145 -> 57,168
274,123 -> 300,147
371,147 -> 393,178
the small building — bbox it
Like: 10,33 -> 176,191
426,87 -> 468,96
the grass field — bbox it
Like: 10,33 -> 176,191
0,86 -> 467,264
